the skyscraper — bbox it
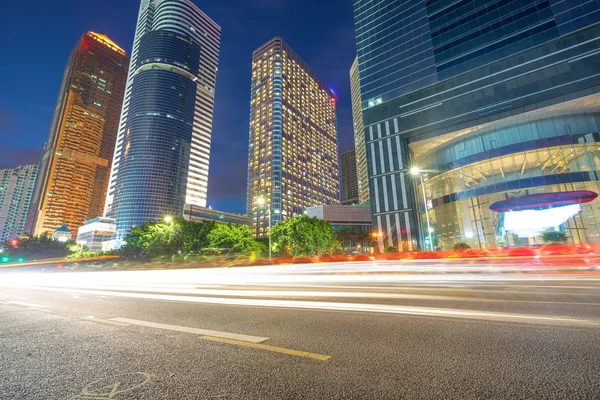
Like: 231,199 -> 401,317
350,56 -> 368,204
353,1 -> 600,250
24,32 -> 128,239
341,148 -> 359,205
247,37 -> 339,236
0,165 -> 38,242
104,0 -> 221,239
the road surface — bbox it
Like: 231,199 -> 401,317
1,261 -> 600,399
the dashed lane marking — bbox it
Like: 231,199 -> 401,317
110,317 -> 269,343
200,335 -> 332,361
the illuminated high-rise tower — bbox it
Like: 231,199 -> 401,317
350,56 -> 368,204
104,0 -> 221,239
24,32 -> 128,239
247,37 -> 339,236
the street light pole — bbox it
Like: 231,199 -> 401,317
267,204 -> 272,260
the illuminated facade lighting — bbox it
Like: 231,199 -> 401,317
349,57 -> 369,204
24,32 -> 129,240
247,37 -> 340,236
104,0 -> 221,239
353,0 -> 600,250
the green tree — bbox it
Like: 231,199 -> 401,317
384,245 -> 399,253
336,227 -> 356,252
453,242 -> 471,251
119,218 -> 215,260
207,223 -> 264,254
270,215 -> 338,257
2,235 -> 70,261
541,231 -> 568,243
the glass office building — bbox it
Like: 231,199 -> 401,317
247,38 -> 339,236
341,148 -> 360,205
24,32 -> 128,240
353,0 -> 600,250
105,0 -> 221,239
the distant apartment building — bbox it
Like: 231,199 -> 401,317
350,57 -> 369,204
25,32 -> 129,239
104,0 -> 221,240
0,165 -> 38,242
247,37 -> 340,236
341,148 -> 359,205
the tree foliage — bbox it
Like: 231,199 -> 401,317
119,218 -> 215,260
2,235 -> 70,261
207,223 -> 264,254
453,242 -> 471,251
541,231 -> 568,243
270,215 -> 338,257
384,245 -> 399,253
119,218 -> 263,259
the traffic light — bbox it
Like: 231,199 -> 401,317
9,239 -> 18,247
1,256 -> 10,263
16,257 -> 25,262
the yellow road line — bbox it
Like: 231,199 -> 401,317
199,335 -> 332,361
83,317 -> 130,327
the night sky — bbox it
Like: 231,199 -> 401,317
0,0 -> 357,214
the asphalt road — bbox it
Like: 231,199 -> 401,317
2,261 -> 600,399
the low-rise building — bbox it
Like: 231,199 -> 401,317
183,205 -> 251,226
306,204 -> 371,230
306,204 -> 372,252
76,217 -> 117,251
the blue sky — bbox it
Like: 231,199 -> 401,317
0,0 -> 357,214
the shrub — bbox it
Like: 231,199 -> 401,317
453,242 -> 471,251
384,245 -> 399,253
541,231 -> 568,244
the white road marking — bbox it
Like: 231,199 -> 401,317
110,317 -> 269,343
6,301 -> 51,308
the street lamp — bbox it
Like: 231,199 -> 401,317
76,240 -> 86,256
372,231 -> 383,253
256,196 -> 272,259
410,167 -> 434,251
164,215 -> 173,224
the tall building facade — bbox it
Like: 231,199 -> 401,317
247,37 -> 339,235
350,56 -> 369,204
341,148 -> 359,205
353,1 -> 600,250
25,32 -> 128,239
104,0 -> 221,239
0,165 -> 38,242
